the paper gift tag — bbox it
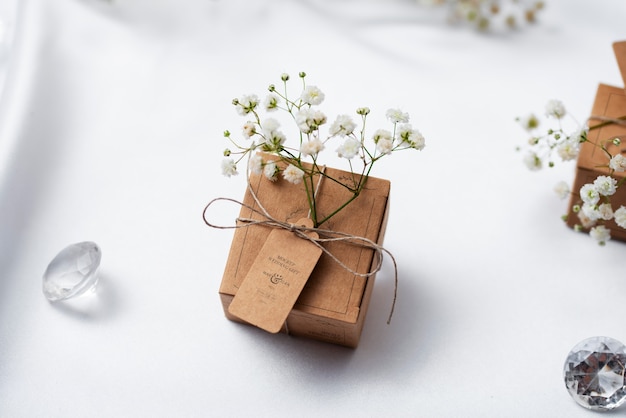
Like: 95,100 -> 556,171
228,218 -> 323,333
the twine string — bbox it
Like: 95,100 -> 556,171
588,115 -> 626,128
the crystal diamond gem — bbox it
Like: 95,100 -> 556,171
42,241 -> 102,302
564,336 -> 626,411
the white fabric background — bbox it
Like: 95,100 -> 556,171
1,0 -> 626,416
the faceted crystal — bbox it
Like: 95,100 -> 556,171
564,336 -> 626,411
42,241 -> 101,302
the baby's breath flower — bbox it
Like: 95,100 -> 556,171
556,141 -> 579,161
577,210 -> 596,229
397,124 -> 426,150
329,115 -> 357,137
518,113 -> 539,131
261,118 -> 280,134
614,206 -> 626,228
593,175 -> 617,196
372,129 -> 392,144
249,153 -> 263,175
376,137 -> 393,155
609,154 -> 626,172
300,139 -> 325,157
553,181 -> 570,200
590,225 -> 611,245
220,71 -> 426,228
545,99 -> 566,119
283,164 -> 305,184
221,158 -> 238,177
523,152 -> 542,171
242,122 -> 256,139
581,202 -> 601,222
300,86 -> 325,106
570,126 -> 588,143
386,108 -> 410,124
598,203 -> 614,221
295,108 -> 327,134
263,160 -> 277,182
336,138 -> 361,159
264,93 -> 280,111
580,183 -> 600,205
235,94 -> 259,116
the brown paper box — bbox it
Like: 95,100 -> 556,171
565,42 -> 626,240
218,161 -> 391,348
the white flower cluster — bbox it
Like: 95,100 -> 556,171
416,0 -> 545,31
222,72 -> 425,185
518,100 -> 586,172
220,72 -> 426,227
517,99 -> 626,245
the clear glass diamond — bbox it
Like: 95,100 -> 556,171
564,336 -> 626,411
42,241 -> 102,302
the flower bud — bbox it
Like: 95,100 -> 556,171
223,148 -> 231,156
281,73 -> 289,81
299,71 -> 306,78
223,130 -> 231,137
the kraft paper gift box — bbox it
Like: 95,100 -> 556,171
566,42 -> 626,241
218,161 -> 391,348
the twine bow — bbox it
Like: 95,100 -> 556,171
203,180 -> 398,324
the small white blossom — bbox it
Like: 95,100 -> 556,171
553,181 -> 570,200
598,203 -> 614,221
261,118 -> 286,150
386,108 -> 410,124
376,137 -> 393,155
336,138 -> 361,159
397,124 -> 425,150
300,139 -> 325,157
329,115 -> 357,136
518,113 -> 539,131
295,108 -> 327,134
609,154 -> 626,172
242,122 -> 256,139
581,202 -> 601,222
577,210 -> 596,229
523,152 -> 542,171
580,183 -> 600,205
372,129 -> 392,143
545,99 -> 566,119
614,206 -> 626,229
261,118 -> 281,135
235,94 -> 259,116
556,141 -> 579,161
570,126 -> 588,143
300,86 -> 325,105
283,164 -> 305,184
263,160 -> 277,182
593,175 -> 617,196
590,225 -> 611,245
249,153 -> 263,175
264,93 -> 280,111
221,158 -> 238,177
